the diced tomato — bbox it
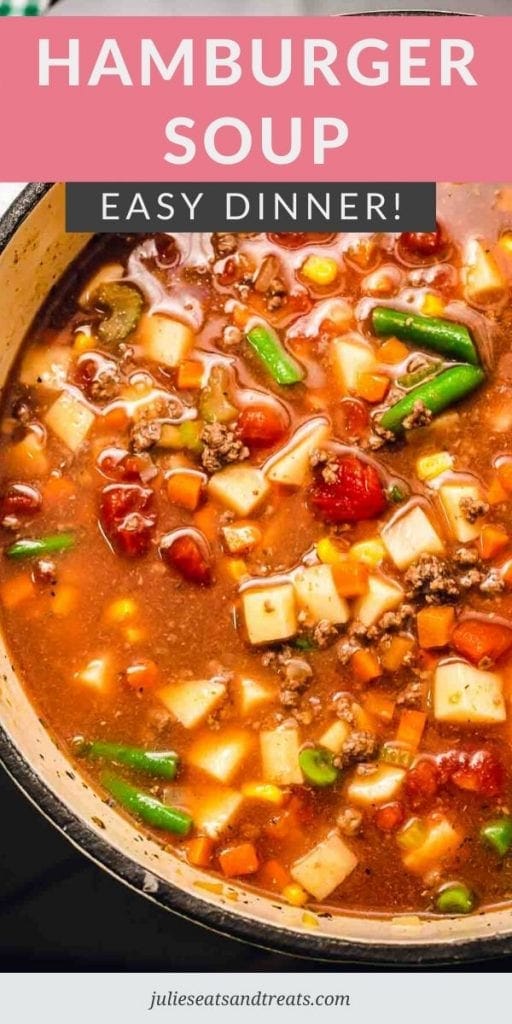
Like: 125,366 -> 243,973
97,448 -> 151,483
238,404 -> 287,448
374,801 -> 405,832
405,758 -> 440,807
75,353 -> 119,403
0,483 -> 41,518
124,659 -> 159,691
398,224 -> 446,261
160,532 -> 212,586
336,398 -> 369,440
451,618 -> 512,666
99,483 -> 156,558
309,455 -> 387,523
443,748 -> 505,798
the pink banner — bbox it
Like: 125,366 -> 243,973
0,15 -> 507,181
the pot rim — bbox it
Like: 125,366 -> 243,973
1,181 -> 511,966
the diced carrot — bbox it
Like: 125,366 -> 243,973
451,619 -> 512,666
374,801 -> 405,832
352,702 -> 377,734
232,305 -> 250,329
396,709 -> 426,751
364,691 -> 396,723
378,338 -> 409,364
258,858 -> 291,891
219,842 -> 259,878
332,560 -> 369,597
192,503 -> 219,542
124,659 -> 160,690
98,407 -> 130,434
0,573 -> 35,610
416,605 -> 455,649
167,471 -> 204,512
479,524 -> 509,560
497,460 -> 512,494
355,372 -> 390,404
351,648 -> 382,684
185,836 -> 215,868
487,475 -> 509,506
43,476 -> 75,505
177,360 -> 204,390
381,635 -> 414,672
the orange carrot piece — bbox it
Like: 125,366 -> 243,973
416,605 -> 455,649
479,524 -> 509,560
488,475 -> 509,506
124,659 -> 160,691
219,842 -> 259,878
351,648 -> 382,684
497,460 -> 512,494
356,372 -> 390,404
43,476 -> 75,505
0,573 -> 35,610
192,503 -> 219,542
381,635 -> 414,672
378,338 -> 409,365
451,619 -> 512,666
364,691 -> 396,723
258,858 -> 291,891
167,471 -> 204,512
177,360 -> 204,390
185,836 -> 215,868
232,305 -> 250,329
396,709 -> 426,751
333,560 -> 369,598
98,407 -> 130,434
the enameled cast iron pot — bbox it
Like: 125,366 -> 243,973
2,177 -> 511,965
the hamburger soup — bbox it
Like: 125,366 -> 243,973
3,183 -> 512,918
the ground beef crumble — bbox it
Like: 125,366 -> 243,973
396,677 -> 425,709
312,619 -> 339,648
402,400 -> 433,431
334,730 -> 379,770
404,554 -> 460,604
200,422 -> 249,474
459,496 -> 490,523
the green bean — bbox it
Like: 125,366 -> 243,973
299,747 -> 338,787
79,740 -> 178,780
5,532 -> 75,560
159,420 -> 203,453
378,364 -> 485,435
435,882 -> 475,915
397,360 -> 442,390
372,307 -> 479,366
102,771 -> 192,836
246,324 -> 304,386
480,817 -> 512,857
93,282 -> 143,345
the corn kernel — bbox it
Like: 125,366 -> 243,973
416,451 -> 454,481
282,884 -> 309,907
349,538 -> 386,567
242,783 -> 285,806
422,293 -> 445,317
73,330 -> 95,354
227,559 -> 249,582
105,597 -> 138,624
124,626 -> 147,644
316,536 -> 345,565
301,255 -> 339,287
499,230 -> 512,254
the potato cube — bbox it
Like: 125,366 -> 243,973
208,465 -> 269,517
157,679 -> 226,730
265,418 -> 330,487
138,313 -> 195,368
353,574 -> 404,627
20,345 -> 72,391
234,676 -> 277,716
332,333 -> 376,393
188,729 -> 252,784
192,788 -> 244,839
242,583 -> 297,645
45,391 -> 95,452
381,505 -> 444,570
75,656 -> 111,691
221,523 -> 261,556
402,815 -> 462,875
318,720 -> 350,755
346,765 -> 405,807
433,661 -> 506,725
260,727 -> 302,785
291,833 -> 358,901
6,432 -> 48,478
293,564 -> 349,625
438,482 -> 485,543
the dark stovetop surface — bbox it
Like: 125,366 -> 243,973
2,768 -> 512,973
